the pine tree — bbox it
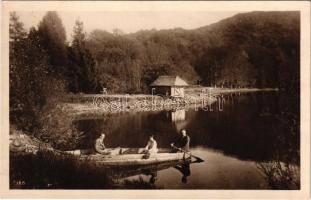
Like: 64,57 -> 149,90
72,18 -> 86,48
68,19 -> 97,93
9,12 -> 29,113
9,12 -> 27,43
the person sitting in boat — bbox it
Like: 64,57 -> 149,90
94,133 -> 122,155
142,135 -> 158,159
171,129 -> 190,152
144,135 -> 158,154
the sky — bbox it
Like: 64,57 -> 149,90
16,11 -> 242,40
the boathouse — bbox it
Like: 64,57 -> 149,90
149,75 -> 188,97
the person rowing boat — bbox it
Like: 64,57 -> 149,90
171,129 -> 190,152
94,133 -> 122,155
170,129 -> 204,162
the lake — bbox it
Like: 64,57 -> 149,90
10,91 -> 300,189
71,91 -> 300,189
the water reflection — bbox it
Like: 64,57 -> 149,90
169,109 -> 187,132
170,109 -> 186,122
149,171 -> 157,184
72,92 -> 299,189
10,92 -> 300,189
109,159 -> 198,187
174,162 -> 191,183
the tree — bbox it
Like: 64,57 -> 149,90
38,11 -> 68,77
9,12 -> 27,43
10,12 -> 28,114
72,18 -> 86,48
67,19 -> 97,93
10,25 -> 50,131
9,12 -> 67,133
112,28 -> 124,36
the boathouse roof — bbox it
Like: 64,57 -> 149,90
150,76 -> 188,87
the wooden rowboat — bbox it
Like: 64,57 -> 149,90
64,148 -> 192,167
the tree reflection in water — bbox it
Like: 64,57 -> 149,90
256,161 -> 300,189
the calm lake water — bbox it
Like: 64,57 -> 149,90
72,92 -> 300,189
10,92 -> 300,189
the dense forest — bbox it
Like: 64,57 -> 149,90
10,11 -> 300,134
85,11 -> 300,92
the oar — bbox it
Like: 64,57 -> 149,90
172,145 -> 204,163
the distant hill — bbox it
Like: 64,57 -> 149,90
86,11 -> 300,93
194,11 -> 300,89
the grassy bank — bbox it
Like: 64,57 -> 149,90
63,94 -> 217,116
186,86 -> 279,95
62,87 -> 278,116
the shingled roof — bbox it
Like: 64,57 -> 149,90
150,76 -> 188,87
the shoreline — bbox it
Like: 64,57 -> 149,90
63,95 -> 217,117
63,88 -> 279,117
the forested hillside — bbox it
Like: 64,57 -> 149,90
195,11 -> 300,89
85,11 -> 299,93
9,11 -> 300,133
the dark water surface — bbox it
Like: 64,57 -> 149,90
10,92 -> 300,189
72,92 -> 300,189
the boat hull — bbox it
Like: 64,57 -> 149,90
78,150 -> 191,167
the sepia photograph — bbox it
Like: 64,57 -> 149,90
1,1 -> 310,199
